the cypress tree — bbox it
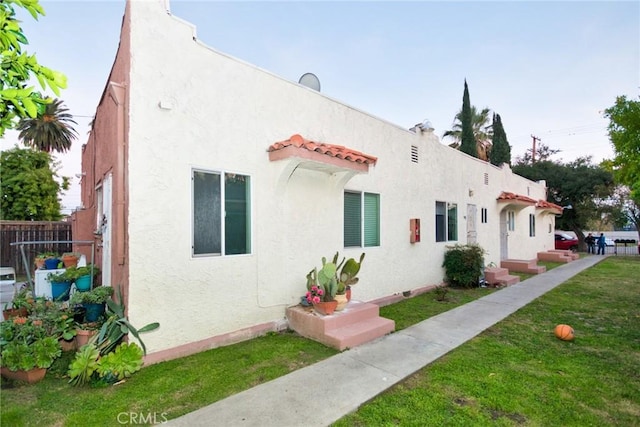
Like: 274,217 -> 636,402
489,113 -> 512,166
459,80 -> 477,157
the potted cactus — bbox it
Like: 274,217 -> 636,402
305,252 -> 365,313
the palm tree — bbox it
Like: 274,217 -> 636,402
443,106 -> 493,160
17,98 -> 78,153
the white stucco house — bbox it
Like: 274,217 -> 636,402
71,0 -> 562,364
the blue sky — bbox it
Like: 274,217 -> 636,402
2,0 -> 638,213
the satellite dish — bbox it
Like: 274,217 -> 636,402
298,73 -> 321,92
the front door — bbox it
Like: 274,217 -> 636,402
500,210 -> 508,260
467,204 -> 477,244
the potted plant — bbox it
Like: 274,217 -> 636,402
305,252 -> 365,313
2,287 -> 33,320
68,288 -> 159,386
27,297 -> 78,351
47,270 -> 73,301
70,286 -> 114,322
61,252 -> 80,268
41,253 -> 61,270
35,252 -> 58,270
66,264 -> 101,292
0,316 -> 62,383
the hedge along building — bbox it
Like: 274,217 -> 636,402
71,0 -> 562,364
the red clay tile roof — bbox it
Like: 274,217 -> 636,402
536,200 -> 563,213
268,134 -> 378,165
496,191 -> 537,205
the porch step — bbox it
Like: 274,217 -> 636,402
537,251 -> 572,263
484,267 -> 520,287
549,249 -> 579,260
500,259 -> 547,274
286,301 -> 395,351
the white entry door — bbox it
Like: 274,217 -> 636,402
500,210 -> 508,260
467,204 -> 477,244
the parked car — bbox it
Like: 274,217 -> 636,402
0,267 -> 17,307
555,233 -> 579,251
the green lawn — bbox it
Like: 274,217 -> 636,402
334,256 -> 640,426
1,257 -> 638,426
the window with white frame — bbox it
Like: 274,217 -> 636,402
481,207 -> 488,224
529,214 -> 536,237
192,170 -> 251,256
507,210 -> 515,231
436,201 -> 458,242
344,192 -> 380,247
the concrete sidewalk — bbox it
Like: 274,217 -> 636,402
166,255 -> 605,427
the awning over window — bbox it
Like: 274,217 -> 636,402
268,134 -> 377,174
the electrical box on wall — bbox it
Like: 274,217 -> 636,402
410,218 -> 420,243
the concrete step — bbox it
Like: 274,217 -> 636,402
325,317 -> 395,351
485,267 -> 520,286
549,249 -> 579,260
537,251 -> 572,263
497,274 -> 520,286
285,301 -> 395,351
501,259 -> 547,274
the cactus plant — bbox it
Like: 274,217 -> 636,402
306,252 -> 365,300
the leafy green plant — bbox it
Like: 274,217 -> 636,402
28,297 -> 77,341
67,343 -> 100,386
64,264 -> 101,281
94,290 -> 159,355
3,287 -> 33,311
433,284 -> 449,301
442,243 -> 486,288
96,342 -> 144,383
69,286 -> 113,305
36,252 -> 58,261
0,317 -> 61,371
47,270 -> 71,283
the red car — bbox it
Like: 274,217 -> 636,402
555,233 -> 579,251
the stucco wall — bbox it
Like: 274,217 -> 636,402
119,0 -> 555,355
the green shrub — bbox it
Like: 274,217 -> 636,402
442,243 -> 486,288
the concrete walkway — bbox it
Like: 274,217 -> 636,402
166,255 -> 606,427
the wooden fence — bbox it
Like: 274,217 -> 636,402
0,221 -> 72,277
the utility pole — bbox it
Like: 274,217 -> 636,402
531,135 -> 541,163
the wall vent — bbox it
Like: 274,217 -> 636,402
411,145 -> 419,163
484,173 -> 489,185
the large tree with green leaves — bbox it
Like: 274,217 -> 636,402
0,147 -> 69,220
513,156 -> 614,247
17,98 -> 77,153
489,113 -> 511,166
459,80 -> 478,158
0,0 -> 67,137
603,95 -> 640,203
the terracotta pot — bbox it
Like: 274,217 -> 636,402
346,287 -> 352,302
62,255 -> 79,268
2,307 -> 28,321
59,338 -> 76,352
76,328 -> 97,348
1,367 -> 47,383
334,293 -> 348,311
312,300 -> 338,316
